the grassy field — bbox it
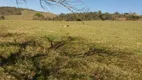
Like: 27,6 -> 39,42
0,20 -> 142,80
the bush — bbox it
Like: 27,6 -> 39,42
0,16 -> 5,20
33,12 -> 45,20
34,12 -> 44,17
76,19 -> 82,21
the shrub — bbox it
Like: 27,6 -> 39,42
34,12 -> 43,17
33,12 -> 45,20
76,19 -> 82,21
0,15 -> 5,20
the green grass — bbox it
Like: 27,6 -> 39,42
0,20 -> 141,53
0,20 -> 142,80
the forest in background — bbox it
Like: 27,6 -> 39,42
53,11 -> 142,21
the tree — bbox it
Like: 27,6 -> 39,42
33,12 -> 45,20
101,12 -> 111,20
98,10 -> 102,19
114,12 -> 120,15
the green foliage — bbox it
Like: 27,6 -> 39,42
33,12 -> 45,20
34,12 -> 44,17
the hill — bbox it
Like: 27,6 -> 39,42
0,7 -> 56,20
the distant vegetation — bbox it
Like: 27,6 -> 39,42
33,12 -> 52,20
0,7 -> 142,21
0,7 -> 22,15
54,11 -> 142,21
33,12 -> 45,20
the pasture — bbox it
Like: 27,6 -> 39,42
0,20 -> 142,80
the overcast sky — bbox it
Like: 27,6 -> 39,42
0,0 -> 142,14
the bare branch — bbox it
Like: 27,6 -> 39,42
15,0 -> 85,24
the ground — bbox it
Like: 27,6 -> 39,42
0,20 -> 142,80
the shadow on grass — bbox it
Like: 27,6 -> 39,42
0,32 -> 25,38
0,35 -> 76,79
0,35 -> 139,80
84,47 -> 133,57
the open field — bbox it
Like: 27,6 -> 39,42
0,20 -> 142,80
1,20 -> 142,53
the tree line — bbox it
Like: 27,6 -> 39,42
52,11 -> 142,21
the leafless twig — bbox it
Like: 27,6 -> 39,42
15,0 -> 85,24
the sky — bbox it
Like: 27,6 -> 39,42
0,0 -> 142,14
